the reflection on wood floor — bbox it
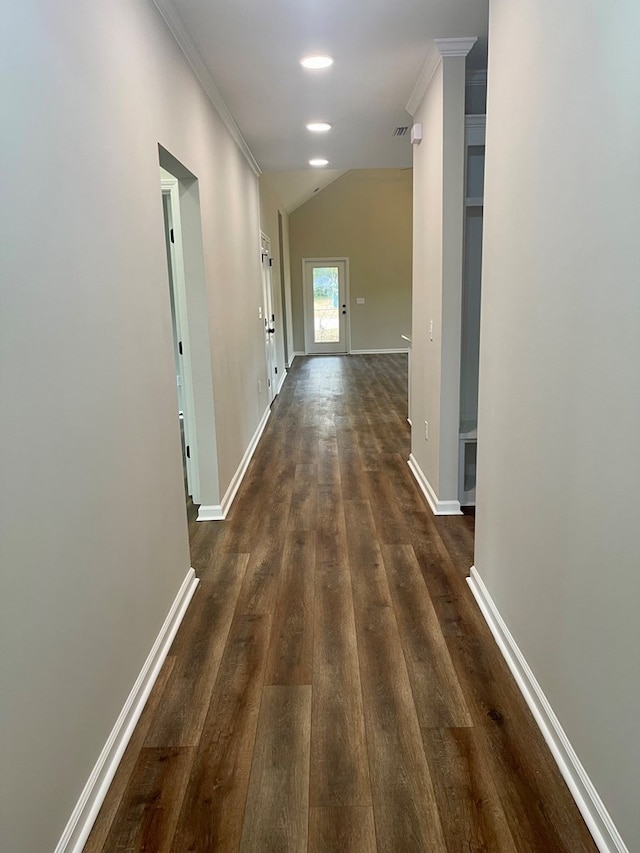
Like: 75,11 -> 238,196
85,354 -> 597,852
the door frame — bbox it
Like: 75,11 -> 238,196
260,233 -> 277,403
277,211 -> 290,368
158,150 -> 221,519
302,257 -> 351,355
161,174 -> 200,502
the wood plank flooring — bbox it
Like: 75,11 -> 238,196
85,354 -> 598,853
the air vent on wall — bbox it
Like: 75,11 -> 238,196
393,126 -> 409,137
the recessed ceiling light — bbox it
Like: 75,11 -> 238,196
309,158 -> 329,167
300,55 -> 333,70
306,122 -> 332,133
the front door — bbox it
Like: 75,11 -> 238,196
303,259 -> 349,354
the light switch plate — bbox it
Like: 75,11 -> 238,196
356,297 -> 365,304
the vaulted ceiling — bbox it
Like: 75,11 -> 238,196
160,0 -> 489,175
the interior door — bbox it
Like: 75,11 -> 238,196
303,259 -> 349,354
261,234 -> 277,402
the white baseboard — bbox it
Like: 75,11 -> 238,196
276,370 -> 287,396
197,406 -> 271,521
467,566 -> 628,853
407,453 -> 462,515
196,503 -> 225,521
55,568 -> 199,853
287,351 -> 304,367
349,347 -> 409,355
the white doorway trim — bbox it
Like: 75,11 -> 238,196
302,257 -> 351,355
161,173 -> 201,502
277,211 -> 292,370
260,232 -> 278,403
158,149 -> 220,520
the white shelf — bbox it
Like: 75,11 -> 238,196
459,420 -> 477,440
466,197 -> 483,207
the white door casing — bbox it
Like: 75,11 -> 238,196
260,233 -> 277,403
161,174 -> 200,502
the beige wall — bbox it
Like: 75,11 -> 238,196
289,169 -> 412,353
0,1 -> 266,850
476,0 -> 640,848
259,174 -> 294,371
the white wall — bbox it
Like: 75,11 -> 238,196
475,0 -> 640,848
411,65 -> 445,487
410,54 -> 467,505
0,1 -> 266,850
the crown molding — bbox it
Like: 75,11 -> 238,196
150,0 -> 261,177
434,37 -> 478,58
406,44 -> 440,116
407,37 -> 478,116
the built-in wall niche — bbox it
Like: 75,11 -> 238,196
465,70 -> 487,116
466,146 -> 485,205
459,115 -> 486,507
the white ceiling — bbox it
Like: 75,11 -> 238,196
169,0 -> 489,172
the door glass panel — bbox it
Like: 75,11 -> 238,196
312,266 -> 339,343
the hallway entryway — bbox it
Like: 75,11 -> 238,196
85,355 -> 596,852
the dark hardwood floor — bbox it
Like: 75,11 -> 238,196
85,354 -> 597,852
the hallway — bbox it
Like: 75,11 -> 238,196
85,355 -> 596,852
